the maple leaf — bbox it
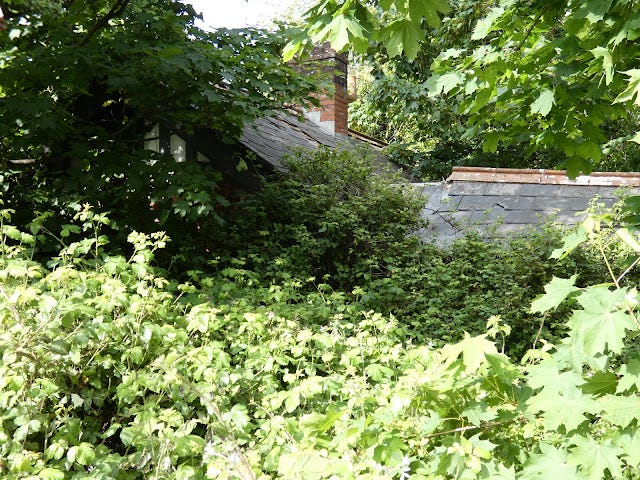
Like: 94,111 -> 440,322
616,359 -> 640,393
530,88 -> 555,117
568,435 -> 623,480
520,443 -> 582,480
441,333 -> 498,373
530,275 -> 579,314
615,69 -> 640,105
600,395 -> 640,428
527,387 -> 598,431
568,287 -> 635,356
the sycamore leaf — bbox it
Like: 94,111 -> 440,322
384,19 -> 425,59
591,46 -> 614,85
613,428 -> 640,467
438,48 -> 464,60
581,371 -> 617,396
520,444 -> 581,480
568,435 -> 623,480
600,394 -> 640,428
427,71 -> 465,96
530,275 -> 579,314
616,359 -> 640,393
471,7 -> 505,40
614,69 -> 640,105
441,333 -> 498,373
528,364 -> 585,395
575,0 -> 613,24
616,228 -> 640,252
551,227 -> 588,260
568,305 -> 635,356
408,0 -> 445,26
483,131 -> 501,153
530,88 -> 555,116
314,14 -> 365,52
527,387 -> 598,431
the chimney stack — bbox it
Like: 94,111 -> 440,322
294,43 -> 351,136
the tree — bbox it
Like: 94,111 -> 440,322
0,0 -> 320,262
291,0 -> 640,175
0,0 -> 317,168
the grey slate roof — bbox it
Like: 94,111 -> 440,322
240,112 -> 393,173
416,167 -> 640,243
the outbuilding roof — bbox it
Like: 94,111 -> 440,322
240,111 -> 395,173
417,166 -> 640,242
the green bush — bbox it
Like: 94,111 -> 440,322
4,200 -> 640,478
359,221 -> 633,359
219,145 -> 426,290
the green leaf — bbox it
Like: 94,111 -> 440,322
300,410 -> 343,434
616,228 -> 640,252
530,275 -> 579,314
520,444 -> 581,480
581,371 -> 617,396
591,46 -> 614,85
575,0 -> 613,23
441,333 -> 498,373
550,227 -> 588,260
173,434 -> 206,458
384,19 -> 425,59
427,71 -> 465,96
483,131 -> 501,153
568,287 -> 635,355
278,452 -> 348,480
471,7 -> 505,40
568,435 -> 623,480
408,0 -> 450,26
37,469 -> 65,480
66,442 -> 95,466
529,390 -> 596,432
615,69 -> 640,105
600,395 -> 640,428
530,89 -> 555,117
616,359 -> 640,393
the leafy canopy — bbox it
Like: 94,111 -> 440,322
292,0 -> 640,175
0,0 -> 317,167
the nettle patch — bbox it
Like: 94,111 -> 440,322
2,203 -> 640,479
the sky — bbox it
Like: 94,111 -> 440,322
187,0 -> 307,29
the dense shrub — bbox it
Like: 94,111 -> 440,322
4,199 -> 640,478
360,225 -> 618,358
218,145 -> 426,290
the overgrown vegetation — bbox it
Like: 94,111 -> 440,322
294,0 -> 640,179
4,145 -> 640,478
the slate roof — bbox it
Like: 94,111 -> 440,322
416,167 -> 640,243
240,111 -> 392,172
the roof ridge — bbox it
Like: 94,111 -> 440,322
448,166 -> 640,187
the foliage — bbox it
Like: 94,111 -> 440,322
5,191 -> 640,478
0,0 -> 317,168
0,0 -> 326,274
217,145 -> 427,290
294,0 -> 640,176
348,70 -> 557,180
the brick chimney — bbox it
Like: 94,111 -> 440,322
294,43 -> 351,136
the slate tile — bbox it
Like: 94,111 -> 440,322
448,181 -> 489,195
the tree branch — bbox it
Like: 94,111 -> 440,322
79,0 -> 131,46
515,8 -> 547,52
